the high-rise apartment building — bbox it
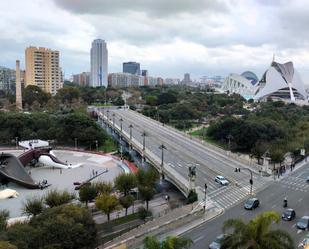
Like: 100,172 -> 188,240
90,39 -> 108,87
25,46 -> 63,95
73,72 -> 90,86
123,62 -> 140,75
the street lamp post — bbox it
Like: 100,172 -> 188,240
15,137 -> 18,149
129,124 -> 133,149
204,183 -> 207,212
112,113 -> 115,131
141,131 -> 146,165
119,118 -> 123,132
74,138 -> 77,150
95,140 -> 98,152
227,134 -> 233,151
159,144 -> 167,178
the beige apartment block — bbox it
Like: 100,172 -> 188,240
25,46 -> 63,95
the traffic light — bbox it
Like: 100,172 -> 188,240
249,179 -> 253,185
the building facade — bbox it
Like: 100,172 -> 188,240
90,39 -> 108,87
73,72 -> 90,86
108,73 -> 143,88
181,73 -> 191,85
123,62 -> 140,75
25,46 -> 63,95
0,66 -> 13,93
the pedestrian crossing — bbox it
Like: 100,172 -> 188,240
206,177 -> 270,209
279,176 -> 309,193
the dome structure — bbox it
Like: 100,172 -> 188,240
254,61 -> 307,102
241,71 -> 259,85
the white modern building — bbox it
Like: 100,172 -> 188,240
90,39 -> 108,87
254,61 -> 308,103
221,73 -> 257,100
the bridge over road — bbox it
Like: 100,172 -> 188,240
95,107 -> 271,209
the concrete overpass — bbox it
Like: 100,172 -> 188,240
94,107 -> 270,203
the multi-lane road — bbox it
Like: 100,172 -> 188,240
98,107 -> 271,209
184,164 -> 309,248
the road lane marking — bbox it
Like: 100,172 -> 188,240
298,198 -> 303,202
271,204 -> 277,209
297,229 -> 303,234
193,235 -> 204,243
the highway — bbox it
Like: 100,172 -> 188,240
98,107 -> 271,209
184,164 -> 309,248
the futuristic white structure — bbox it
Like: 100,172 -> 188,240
221,73 -> 257,100
254,61 -> 308,103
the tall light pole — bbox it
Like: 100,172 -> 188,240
112,113 -> 116,130
95,140 -> 98,151
106,110 -> 110,120
141,131 -> 146,165
119,118 -> 123,132
15,137 -> 18,149
129,124 -> 133,149
159,144 -> 167,178
204,183 -> 207,212
227,134 -> 233,151
74,138 -> 77,150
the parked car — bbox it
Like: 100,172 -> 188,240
209,234 -> 227,249
297,216 -> 309,230
244,197 -> 259,210
215,176 -> 229,186
282,209 -> 296,221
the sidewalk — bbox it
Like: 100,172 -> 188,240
99,200 -> 223,249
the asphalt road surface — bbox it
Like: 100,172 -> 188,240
183,164 -> 309,248
99,108 -> 270,209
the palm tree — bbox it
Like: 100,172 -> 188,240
143,236 -> 192,249
221,211 -> 294,249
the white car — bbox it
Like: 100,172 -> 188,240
215,176 -> 229,186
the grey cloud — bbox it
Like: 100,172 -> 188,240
53,0 -> 228,17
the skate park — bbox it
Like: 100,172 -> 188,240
0,140 -> 127,218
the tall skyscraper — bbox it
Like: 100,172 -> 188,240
15,60 -> 22,110
123,62 -> 140,75
90,39 -> 108,87
25,46 -> 63,95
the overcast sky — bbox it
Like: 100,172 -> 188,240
1,0 -> 309,81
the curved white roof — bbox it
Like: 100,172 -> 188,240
254,61 -> 307,102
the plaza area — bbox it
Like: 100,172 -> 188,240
0,149 -> 123,218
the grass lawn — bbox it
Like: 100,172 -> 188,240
189,128 -> 227,149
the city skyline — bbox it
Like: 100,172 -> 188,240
1,0 -> 309,82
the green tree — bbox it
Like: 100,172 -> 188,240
7,223 -> 39,249
44,189 -> 75,208
114,173 -> 137,196
95,193 -> 120,222
0,210 -> 9,232
119,195 -> 134,216
143,236 -> 192,249
138,186 -> 155,210
94,181 -> 113,194
0,241 -> 17,249
78,184 -> 98,206
56,86 -> 81,103
22,197 -> 45,216
221,211 -> 294,249
29,204 -> 97,249
23,85 -> 51,107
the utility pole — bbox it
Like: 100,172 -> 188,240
15,137 -> 18,149
141,131 -> 146,165
74,138 -> 77,150
95,140 -> 98,151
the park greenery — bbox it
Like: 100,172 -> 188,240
221,211 -> 294,249
0,168 -> 158,248
143,235 -> 193,249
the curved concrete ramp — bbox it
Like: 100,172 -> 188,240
0,153 -> 38,189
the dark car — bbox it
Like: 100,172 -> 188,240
297,216 -> 309,230
209,234 -> 227,249
244,198 -> 259,210
282,209 -> 296,221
